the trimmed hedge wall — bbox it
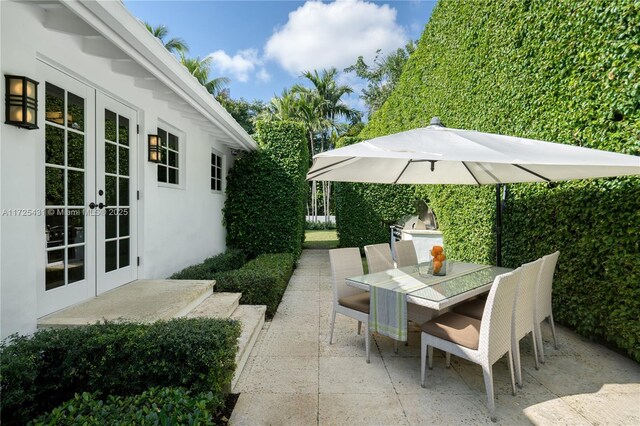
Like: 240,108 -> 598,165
334,136 -> 416,248
224,120 -> 309,258
355,0 -> 640,360
169,249 -> 246,279
0,318 -> 240,424
215,253 -> 296,317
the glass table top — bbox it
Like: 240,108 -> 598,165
347,261 -> 513,303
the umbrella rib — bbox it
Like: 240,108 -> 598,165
307,168 -> 333,180
462,161 -> 481,186
307,157 -> 356,179
393,160 -> 412,184
513,164 -> 551,182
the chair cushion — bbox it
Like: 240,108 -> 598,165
453,295 -> 487,320
422,312 -> 481,350
339,293 -> 370,313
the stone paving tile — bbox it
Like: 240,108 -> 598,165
237,356 -> 319,394
320,356 -> 396,394
259,328 -> 320,357
319,393 -> 408,426
232,249 -> 640,425
231,392 -> 318,426
562,391 -> 640,425
384,355 -> 474,395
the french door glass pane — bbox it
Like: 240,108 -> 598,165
44,82 -> 86,291
104,109 -> 131,273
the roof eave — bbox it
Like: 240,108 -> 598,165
62,0 -> 257,151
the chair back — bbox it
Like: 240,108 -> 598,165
535,251 -> 560,321
329,248 -> 365,304
394,240 -> 419,268
479,267 -> 521,364
364,243 -> 395,273
513,258 -> 543,341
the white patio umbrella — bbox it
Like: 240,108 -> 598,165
307,117 -> 640,264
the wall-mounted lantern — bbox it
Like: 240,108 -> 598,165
5,75 -> 39,129
148,134 -> 162,163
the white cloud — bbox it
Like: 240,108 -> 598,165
207,49 -> 261,83
265,0 -> 407,75
256,68 -> 271,83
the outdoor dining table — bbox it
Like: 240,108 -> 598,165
346,261 -> 513,341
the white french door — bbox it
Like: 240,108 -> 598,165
38,62 -> 137,316
95,94 -> 138,294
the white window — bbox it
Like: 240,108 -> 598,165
211,151 -> 223,192
157,127 -> 179,185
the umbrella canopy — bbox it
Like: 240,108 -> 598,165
307,117 -> 640,266
307,118 -> 640,184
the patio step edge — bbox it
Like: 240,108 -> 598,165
231,305 -> 266,393
186,292 -> 241,319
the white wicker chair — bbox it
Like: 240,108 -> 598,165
421,268 -> 521,421
364,243 -> 394,273
512,258 -> 543,387
394,240 -> 419,267
329,248 -> 371,363
534,251 -> 560,363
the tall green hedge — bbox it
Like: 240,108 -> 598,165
224,120 -> 309,258
334,137 -> 416,248
355,0 -> 640,360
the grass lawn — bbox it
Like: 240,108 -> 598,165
303,230 -> 339,250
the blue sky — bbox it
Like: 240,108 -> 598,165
124,1 -> 437,111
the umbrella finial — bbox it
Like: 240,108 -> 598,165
430,117 -> 444,127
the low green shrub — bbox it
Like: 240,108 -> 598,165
305,220 -> 336,230
215,253 -> 295,317
33,387 -> 221,426
0,318 -> 241,425
169,249 -> 246,279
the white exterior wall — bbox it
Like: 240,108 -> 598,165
1,1 -> 235,338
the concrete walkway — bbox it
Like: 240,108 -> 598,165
231,250 -> 640,425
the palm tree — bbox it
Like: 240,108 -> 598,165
293,68 -> 361,222
180,55 -> 230,96
144,22 -> 189,55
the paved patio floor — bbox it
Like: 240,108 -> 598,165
231,250 -> 640,425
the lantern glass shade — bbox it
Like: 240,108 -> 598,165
5,75 -> 39,129
148,134 -> 162,163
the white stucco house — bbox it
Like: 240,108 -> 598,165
0,0 -> 257,339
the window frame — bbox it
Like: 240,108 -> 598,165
156,123 -> 185,189
210,149 -> 224,193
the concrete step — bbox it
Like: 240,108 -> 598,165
38,279 -> 214,329
187,292 -> 241,319
230,305 -> 266,393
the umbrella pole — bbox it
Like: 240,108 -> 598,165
495,184 -> 503,267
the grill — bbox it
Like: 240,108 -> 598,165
391,200 -> 438,243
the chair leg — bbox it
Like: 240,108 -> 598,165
531,332 -> 540,370
507,350 -> 516,396
394,339 -> 399,354
482,364 -> 497,422
445,352 -> 451,368
329,310 -> 337,344
428,345 -> 434,370
421,335 -> 427,388
365,326 -> 370,364
513,338 -> 523,388
357,320 -> 362,335
535,320 -> 545,364
549,313 -> 558,350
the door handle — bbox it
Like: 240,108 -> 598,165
98,202 -> 105,209
89,202 -> 96,209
